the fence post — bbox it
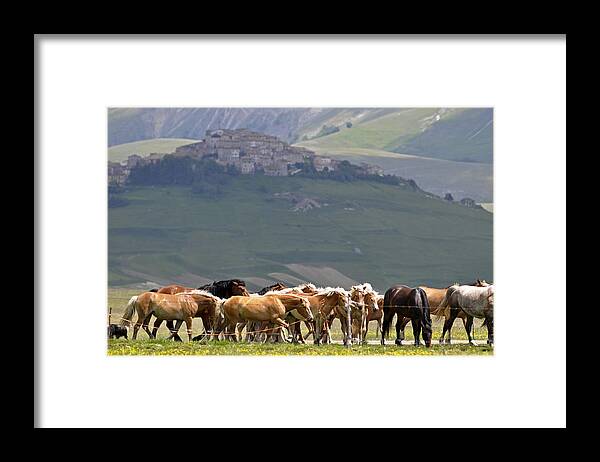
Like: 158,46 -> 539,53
108,306 -> 112,325
346,305 -> 352,348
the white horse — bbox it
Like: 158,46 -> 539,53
438,284 -> 494,345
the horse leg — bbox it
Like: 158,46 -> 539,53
340,316 -> 349,346
363,320 -> 369,344
165,320 -> 183,342
442,309 -> 459,345
183,317 -> 193,341
412,317 -> 421,346
486,316 -> 494,345
142,314 -> 153,338
166,320 -> 183,340
151,318 -> 163,339
465,315 -> 476,346
395,316 -> 403,346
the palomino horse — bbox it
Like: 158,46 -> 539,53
328,283 -> 377,345
121,292 -> 200,341
438,284 -> 494,345
395,279 -> 490,344
301,288 -> 350,345
222,294 -> 313,342
240,293 -> 316,343
244,283 -> 321,343
151,284 -> 208,340
150,290 -> 224,341
360,291 -> 384,342
381,285 -> 432,347
306,287 -> 354,345
348,283 -> 380,343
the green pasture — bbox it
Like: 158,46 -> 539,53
108,177 -> 493,290
107,288 -> 492,356
107,339 -> 492,356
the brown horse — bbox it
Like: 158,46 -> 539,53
156,284 -> 194,294
362,294 -> 384,342
222,294 -> 313,342
121,292 -> 200,341
381,285 -> 432,347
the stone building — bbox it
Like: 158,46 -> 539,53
264,160 -> 288,176
108,161 -> 128,185
126,154 -> 143,168
313,156 -> 334,172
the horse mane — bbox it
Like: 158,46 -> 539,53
257,282 -> 287,295
317,286 -> 348,298
351,282 -> 379,297
180,289 -> 223,302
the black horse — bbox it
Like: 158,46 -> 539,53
381,285 -> 432,347
197,279 -> 249,298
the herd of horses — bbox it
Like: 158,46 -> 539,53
118,278 -> 495,347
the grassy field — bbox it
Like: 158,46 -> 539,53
296,108 -> 491,163
107,339 -> 492,356
108,177 -> 493,290
108,138 -> 199,163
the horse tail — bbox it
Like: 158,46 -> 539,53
435,286 -> 457,322
121,296 -> 138,326
417,288 -> 432,329
381,289 -> 394,339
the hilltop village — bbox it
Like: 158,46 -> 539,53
108,128 -> 383,185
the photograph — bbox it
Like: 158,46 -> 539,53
107,107 -> 494,355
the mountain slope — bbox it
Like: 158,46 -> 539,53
107,138 -> 199,162
108,177 -> 492,291
392,108 -> 493,163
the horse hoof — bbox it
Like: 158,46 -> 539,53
469,341 -> 478,346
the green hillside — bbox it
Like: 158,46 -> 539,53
108,138 -> 199,163
108,176 -> 493,292
393,108 -> 493,163
297,108 -> 445,152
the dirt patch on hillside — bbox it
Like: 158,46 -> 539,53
284,264 -> 357,288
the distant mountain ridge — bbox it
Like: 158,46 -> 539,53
108,108 -> 324,146
108,108 -> 493,201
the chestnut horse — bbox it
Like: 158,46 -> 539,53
362,294 -> 384,342
121,292 -> 200,341
245,283 -> 320,343
222,294 -> 313,342
381,285 -> 432,347
150,290 -> 224,340
150,280 -> 249,340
